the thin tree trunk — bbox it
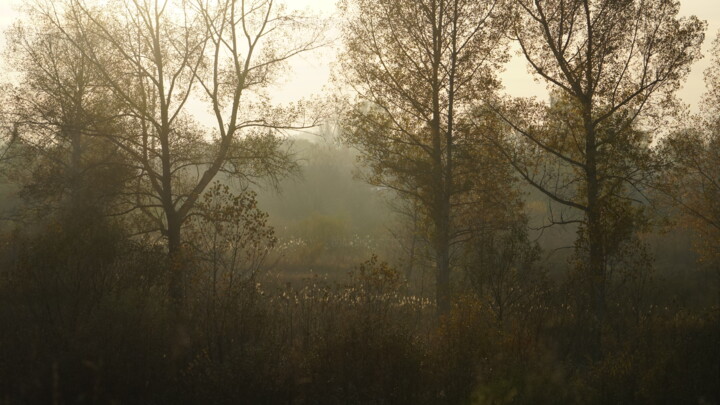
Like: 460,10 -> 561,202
166,210 -> 185,311
585,112 -> 605,361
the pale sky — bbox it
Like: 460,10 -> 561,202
0,0 -> 718,112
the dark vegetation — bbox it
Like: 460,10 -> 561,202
0,0 -> 718,403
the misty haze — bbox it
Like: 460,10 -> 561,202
0,0 -> 718,403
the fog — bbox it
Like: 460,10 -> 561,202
0,0 -> 717,403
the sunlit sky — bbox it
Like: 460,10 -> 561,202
0,0 -> 718,112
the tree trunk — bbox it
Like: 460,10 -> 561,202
430,1 -> 452,316
435,230 -> 451,315
585,113 -> 605,361
166,210 -> 185,311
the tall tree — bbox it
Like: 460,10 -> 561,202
41,0 -> 323,306
3,6 -> 128,221
660,29 -> 720,267
493,0 -> 705,358
339,0 -> 515,314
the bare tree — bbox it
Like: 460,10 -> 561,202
39,0 -> 324,306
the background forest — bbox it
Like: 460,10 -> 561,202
0,0 -> 718,403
